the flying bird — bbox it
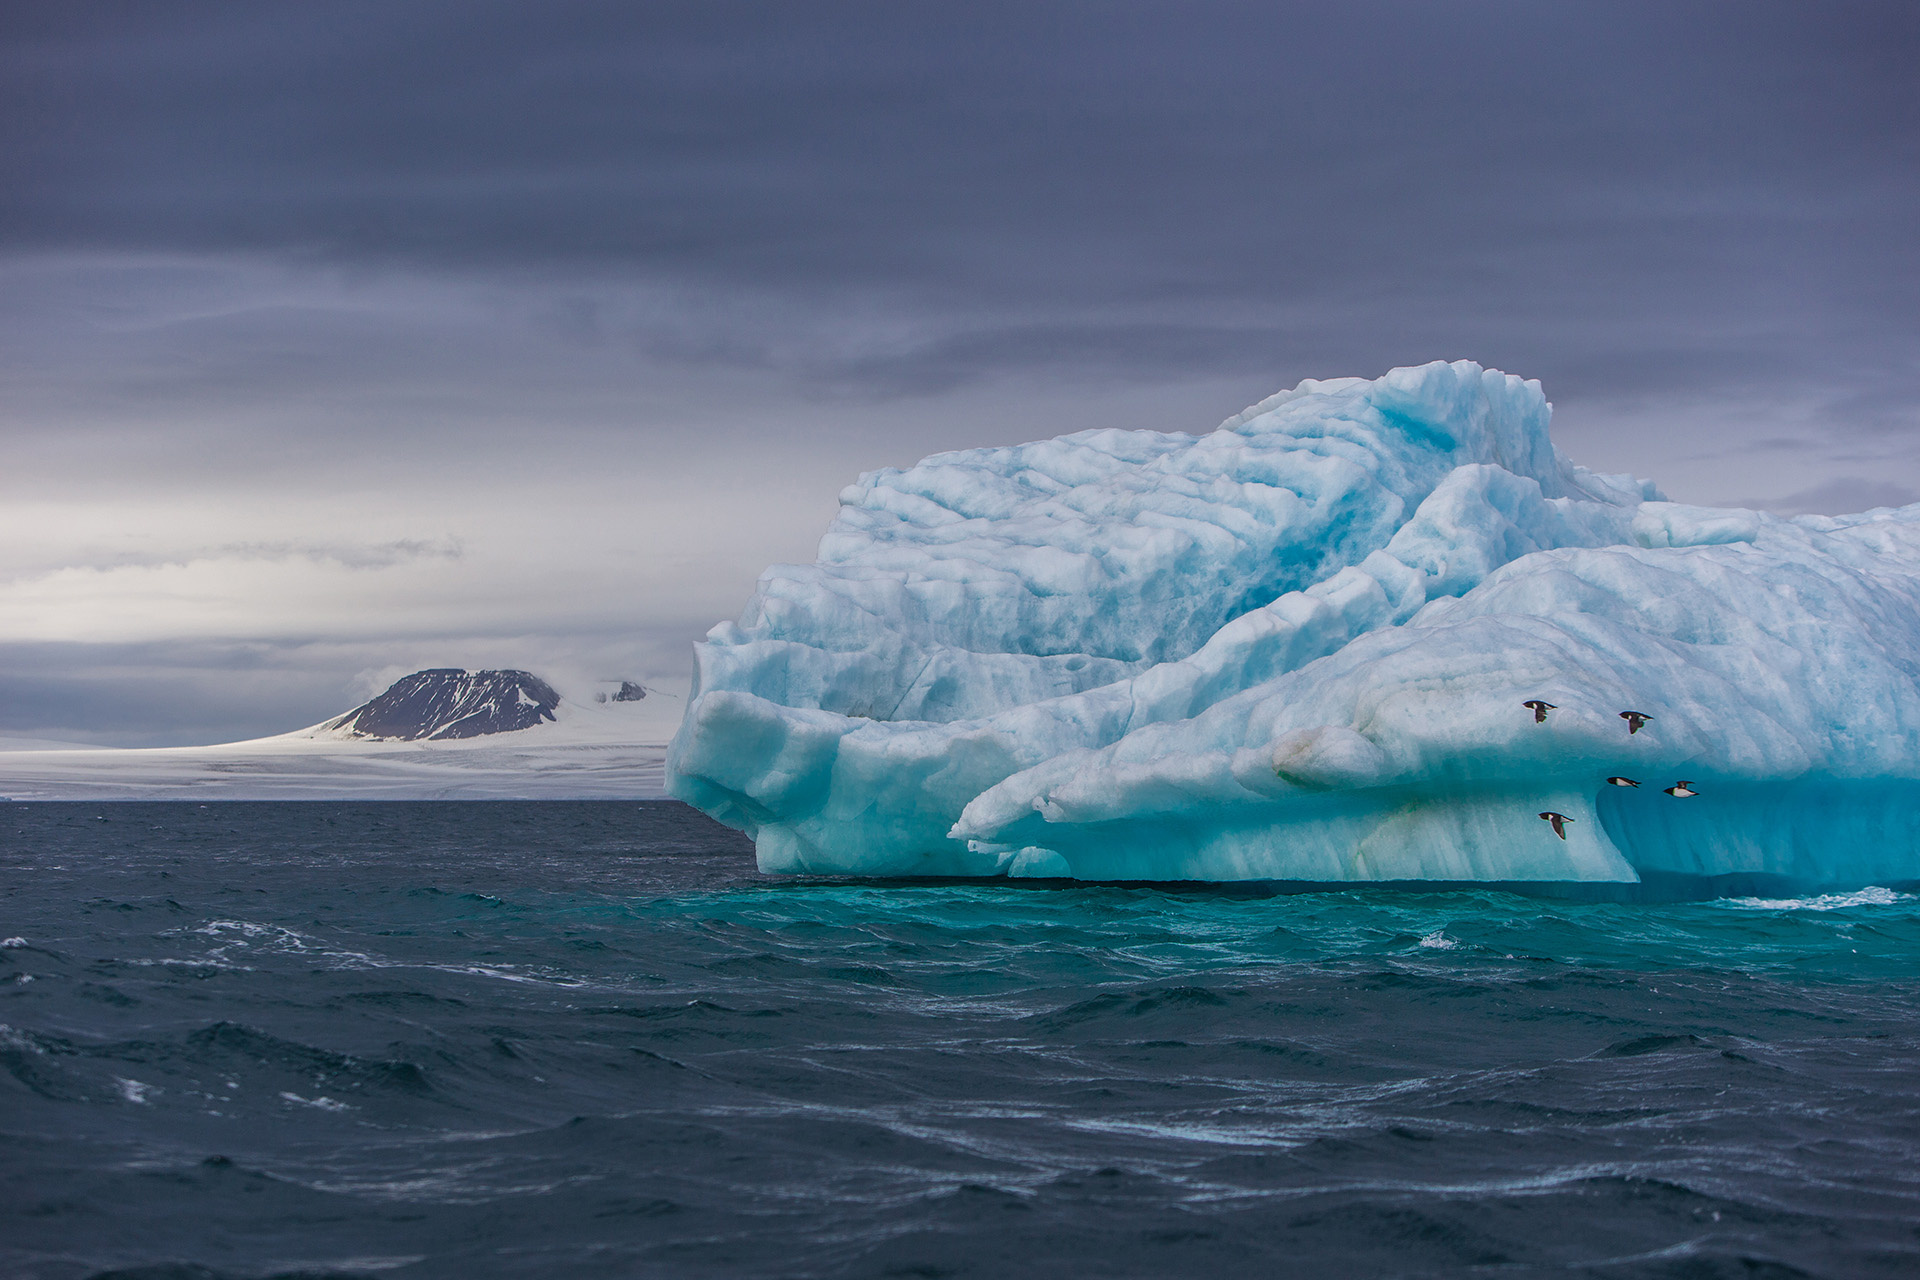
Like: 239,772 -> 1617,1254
1538,811 -> 1574,839
1605,776 -> 1639,787
1523,700 -> 1556,723
1664,781 -> 1698,797
1619,711 -> 1653,734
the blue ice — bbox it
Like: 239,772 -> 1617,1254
670,361 -> 1920,888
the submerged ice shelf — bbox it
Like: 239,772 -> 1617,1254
669,361 -> 1920,887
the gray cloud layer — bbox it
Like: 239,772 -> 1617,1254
3,1 -> 1916,741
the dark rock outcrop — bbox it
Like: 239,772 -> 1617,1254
323,669 -> 561,741
611,681 -> 647,702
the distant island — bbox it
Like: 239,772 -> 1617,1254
0,668 -> 677,800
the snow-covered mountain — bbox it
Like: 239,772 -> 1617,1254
0,669 -> 683,800
316,669 -> 562,741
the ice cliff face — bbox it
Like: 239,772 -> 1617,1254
670,361 -> 1920,888
322,669 -> 561,741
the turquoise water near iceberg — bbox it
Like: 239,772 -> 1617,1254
5,802 -> 1920,1278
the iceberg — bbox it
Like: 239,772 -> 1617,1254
669,361 -> 1920,889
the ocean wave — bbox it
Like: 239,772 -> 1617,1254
1715,886 -> 1913,912
9,800 -> 1920,1280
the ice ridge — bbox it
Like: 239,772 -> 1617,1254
669,360 -> 1920,888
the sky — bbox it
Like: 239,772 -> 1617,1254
3,0 -> 1917,745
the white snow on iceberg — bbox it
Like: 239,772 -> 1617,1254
669,361 -> 1920,888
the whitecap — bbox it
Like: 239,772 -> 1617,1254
1717,886 -> 1911,912
280,1091 -> 352,1112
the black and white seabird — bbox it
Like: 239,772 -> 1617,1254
1523,700 -> 1557,723
1538,811 -> 1574,839
1663,781 -> 1698,797
1605,776 -> 1639,787
1619,711 -> 1653,734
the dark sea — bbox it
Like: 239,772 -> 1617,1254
5,802 -> 1920,1280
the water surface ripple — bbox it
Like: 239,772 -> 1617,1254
4,801 -> 1918,1278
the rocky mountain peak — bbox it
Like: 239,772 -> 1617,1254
323,669 -> 561,741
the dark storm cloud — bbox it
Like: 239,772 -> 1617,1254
5,0 -> 1917,458
6,1 -> 1916,389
